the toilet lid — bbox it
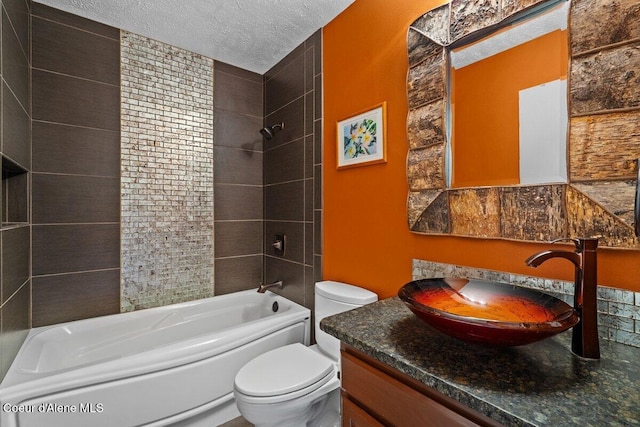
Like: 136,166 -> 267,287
235,343 -> 334,397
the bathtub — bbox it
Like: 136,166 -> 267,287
0,290 -> 310,427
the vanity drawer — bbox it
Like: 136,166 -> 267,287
342,396 -> 385,427
341,348 -> 499,427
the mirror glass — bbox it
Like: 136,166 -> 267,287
447,2 -> 569,188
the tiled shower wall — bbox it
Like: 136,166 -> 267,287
31,4 -> 121,326
0,0 -> 31,379
263,31 -> 323,310
213,63 -> 264,294
213,31 -> 324,304
121,32 -> 215,311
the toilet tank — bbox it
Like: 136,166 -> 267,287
314,281 -> 378,361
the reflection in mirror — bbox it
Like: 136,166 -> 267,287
447,2 -> 569,188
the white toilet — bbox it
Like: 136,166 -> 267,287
233,281 -> 378,427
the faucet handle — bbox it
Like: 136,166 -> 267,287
549,237 -> 598,252
549,237 -> 581,250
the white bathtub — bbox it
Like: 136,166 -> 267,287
0,290 -> 310,427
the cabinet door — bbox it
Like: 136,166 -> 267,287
342,395 -> 385,427
342,351 -> 482,427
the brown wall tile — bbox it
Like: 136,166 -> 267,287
305,92 -> 314,136
1,226 -> 30,304
5,172 -> 28,223
32,3 -> 120,39
214,109 -> 263,151
3,0 -> 30,57
2,82 -> 31,169
304,265 -> 315,316
313,165 -> 322,210
2,11 -> 30,111
265,53 -> 304,115
305,178 -> 313,221
264,44 -> 305,82
265,140 -> 305,185
214,60 -> 262,83
314,81 -> 323,122
314,120 -> 323,165
215,221 -> 263,258
214,256 -> 263,295
32,270 -> 120,327
32,224 -> 120,276
0,283 -> 30,377
305,223 -> 314,266
32,122 -> 120,176
305,136 -> 314,179
308,30 -> 322,76
33,16 -> 120,85
214,146 -> 263,185
33,69 -> 120,130
304,46 -> 315,94
214,69 -> 263,116
32,174 -> 120,224
314,211 -> 322,255
314,255 -> 322,283
265,181 -> 305,221
215,184 -> 263,221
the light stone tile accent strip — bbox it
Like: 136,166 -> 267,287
121,32 -> 214,311
412,259 -> 640,348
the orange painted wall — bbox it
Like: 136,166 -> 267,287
322,0 -> 640,299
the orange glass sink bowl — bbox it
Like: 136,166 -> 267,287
399,278 -> 579,346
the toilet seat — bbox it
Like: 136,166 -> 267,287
234,343 -> 336,405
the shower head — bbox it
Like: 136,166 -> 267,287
259,122 -> 285,140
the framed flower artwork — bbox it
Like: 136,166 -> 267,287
336,102 -> 387,169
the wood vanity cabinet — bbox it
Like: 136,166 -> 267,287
340,345 -> 504,427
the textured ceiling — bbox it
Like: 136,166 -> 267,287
34,0 -> 355,74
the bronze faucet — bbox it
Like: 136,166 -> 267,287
257,280 -> 284,293
525,238 -> 600,359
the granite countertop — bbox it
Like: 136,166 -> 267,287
320,297 -> 640,427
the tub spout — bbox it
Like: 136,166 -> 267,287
257,280 -> 283,293
526,237 -> 599,359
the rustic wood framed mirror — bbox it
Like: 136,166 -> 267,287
406,0 -> 640,248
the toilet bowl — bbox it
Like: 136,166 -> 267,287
234,343 -> 340,427
233,281 -> 377,427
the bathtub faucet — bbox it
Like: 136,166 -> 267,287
258,280 -> 284,293
525,237 -> 600,360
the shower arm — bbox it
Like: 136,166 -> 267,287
259,122 -> 285,140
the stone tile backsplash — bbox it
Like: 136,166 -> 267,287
412,259 -> 640,348
121,32 -> 214,311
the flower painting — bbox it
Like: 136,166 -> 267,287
336,102 -> 387,169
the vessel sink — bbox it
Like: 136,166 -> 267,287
398,278 -> 579,346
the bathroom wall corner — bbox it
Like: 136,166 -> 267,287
264,29 -> 323,309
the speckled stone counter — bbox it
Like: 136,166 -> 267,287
320,297 -> 640,427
